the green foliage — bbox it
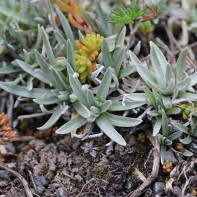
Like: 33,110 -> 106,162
108,0 -> 147,26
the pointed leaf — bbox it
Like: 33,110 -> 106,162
176,48 -> 188,80
41,27 -> 56,65
172,122 -> 189,134
180,135 -> 193,144
67,40 -> 76,71
105,112 -> 142,127
96,114 -> 126,146
38,105 -> 62,130
153,118 -> 162,136
102,39 -> 114,68
162,110 -> 169,137
96,67 -> 112,102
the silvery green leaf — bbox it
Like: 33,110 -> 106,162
182,149 -> 193,157
33,95 -> 59,105
56,8 -> 75,47
15,60 -> 50,84
176,48 -> 188,80
72,101 -> 90,118
67,40 -> 76,71
153,118 -> 161,136
90,106 -> 100,114
96,67 -> 112,102
177,78 -> 190,92
0,65 -> 21,74
162,96 -> 172,109
155,97 -> 163,108
129,50 -> 155,84
96,1 -> 110,33
193,111 -> 197,117
150,41 -> 168,83
119,65 -> 135,79
69,93 -> 77,102
125,93 -> 146,102
147,80 -> 165,95
27,76 -> 33,91
69,74 -> 88,106
168,131 -> 182,141
34,50 -> 58,88
105,112 -> 142,127
94,19 -> 109,37
189,72 -> 197,87
115,26 -> 126,47
172,122 -> 189,134
148,110 -> 159,117
105,35 -> 117,51
86,90 -> 99,108
0,82 -> 51,98
178,92 -> 197,99
41,27 -> 56,65
58,92 -> 70,101
162,110 -> 169,137
163,79 -> 175,95
99,100 -> 112,113
102,39 -> 114,68
96,114 -> 126,146
38,105 -> 62,130
160,144 -> 167,164
0,6 -> 28,24
166,108 -> 181,115
144,86 -> 156,107
50,68 -> 68,89
78,30 -> 84,41
165,64 -> 173,85
32,25 -> 42,50
54,30 -> 67,56
113,48 -> 125,74
180,135 -> 193,144
109,101 -> 145,111
66,62 -> 74,75
56,115 -> 87,134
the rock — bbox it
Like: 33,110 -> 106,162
56,187 -> 68,197
7,163 -> 16,170
5,143 -> 16,154
188,142 -> 197,154
58,144 -> 71,152
0,170 -> 9,180
164,150 -> 178,164
153,182 -> 165,196
172,186 -> 181,196
36,185 -> 45,195
34,176 -> 48,187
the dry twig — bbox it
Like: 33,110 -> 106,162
0,163 -> 33,197
128,133 -> 160,197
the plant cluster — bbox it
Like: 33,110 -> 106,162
0,0 -> 197,166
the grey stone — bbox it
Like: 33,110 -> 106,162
36,185 -> 45,195
172,186 -> 181,196
34,176 -> 48,187
164,150 -> 178,164
58,144 -> 71,152
5,143 -> 16,154
153,182 -> 165,196
56,187 -> 68,197
0,170 -> 9,180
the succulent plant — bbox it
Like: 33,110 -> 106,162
51,0 -> 93,33
163,160 -> 173,173
75,32 -> 104,83
138,21 -> 154,36
178,102 -> 197,119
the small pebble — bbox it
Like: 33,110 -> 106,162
56,187 -> 68,197
36,185 -> 45,195
172,186 -> 181,196
164,150 -> 178,164
5,143 -> 16,154
58,144 -> 71,152
34,176 -> 48,187
0,170 -> 9,180
153,182 -> 165,196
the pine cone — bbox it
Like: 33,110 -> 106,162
0,112 -> 18,143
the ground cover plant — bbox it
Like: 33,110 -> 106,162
1,0 -> 197,196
